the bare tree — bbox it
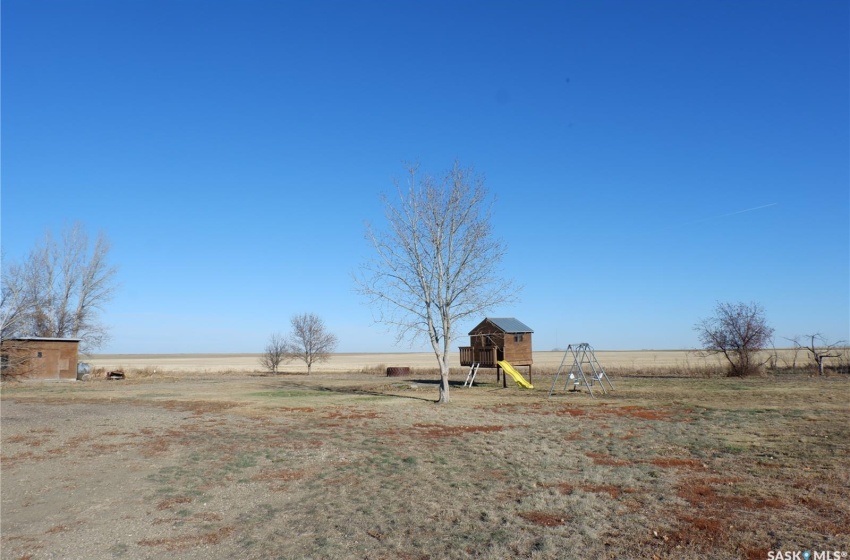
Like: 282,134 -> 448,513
0,339 -> 39,380
1,223 -> 118,353
695,301 -> 774,377
766,337 -> 780,371
1,260 -> 31,341
285,313 -> 337,374
793,333 -> 847,376
0,263 -> 34,379
356,162 -> 517,403
259,332 -> 288,374
0,266 -> 31,379
782,335 -> 805,372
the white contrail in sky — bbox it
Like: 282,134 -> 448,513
687,202 -> 778,225
712,202 -> 778,219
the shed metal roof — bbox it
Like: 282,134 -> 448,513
471,317 -> 533,334
1,337 -> 81,343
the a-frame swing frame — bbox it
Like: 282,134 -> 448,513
548,343 -> 614,398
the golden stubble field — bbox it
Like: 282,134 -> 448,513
2,351 -> 848,560
85,349 -> 762,375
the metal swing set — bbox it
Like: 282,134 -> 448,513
548,343 -> 614,399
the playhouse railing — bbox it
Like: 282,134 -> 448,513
458,347 -> 498,367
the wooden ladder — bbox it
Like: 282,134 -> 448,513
464,363 -> 480,387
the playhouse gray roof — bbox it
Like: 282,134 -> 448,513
474,317 -> 533,334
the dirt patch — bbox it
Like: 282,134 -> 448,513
5,435 -> 46,445
554,407 -> 587,417
157,496 -> 193,510
676,480 -> 786,511
665,477 -> 789,550
551,480 -> 637,499
252,469 -> 307,482
323,409 -> 381,420
605,405 -> 678,421
585,451 -> 631,467
647,457 -> 705,469
138,527 -> 234,551
161,400 -> 239,416
580,483 -> 637,499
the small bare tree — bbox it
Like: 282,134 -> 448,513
285,313 -> 337,374
782,335 -> 805,372
793,333 -> 847,376
2,223 -> 118,353
695,301 -> 774,377
259,332 -> 288,374
356,162 -> 517,403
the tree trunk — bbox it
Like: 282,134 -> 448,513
436,352 -> 451,403
429,323 -> 452,403
438,370 -> 450,404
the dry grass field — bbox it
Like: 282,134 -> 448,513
2,351 -> 848,560
84,349 -> 803,375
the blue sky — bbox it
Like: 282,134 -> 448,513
2,0 -> 848,353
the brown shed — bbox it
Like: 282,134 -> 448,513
0,337 -> 80,380
459,318 -> 533,385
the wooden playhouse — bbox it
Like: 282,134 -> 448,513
459,317 -> 533,387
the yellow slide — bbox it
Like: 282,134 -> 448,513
497,360 -> 534,389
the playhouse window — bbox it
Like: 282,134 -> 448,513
37,351 -> 43,358
514,334 -> 523,342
